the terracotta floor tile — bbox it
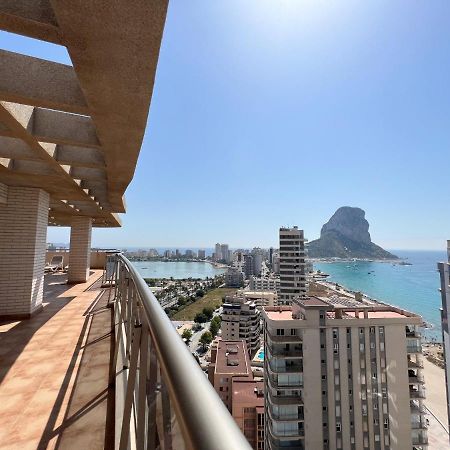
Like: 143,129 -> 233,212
0,271 -> 113,449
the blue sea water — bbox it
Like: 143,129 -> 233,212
132,260 -> 226,280
314,250 -> 447,341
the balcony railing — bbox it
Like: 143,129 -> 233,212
407,345 -> 422,354
409,389 -> 426,399
109,253 -> 251,450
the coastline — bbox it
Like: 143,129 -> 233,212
313,277 -> 435,335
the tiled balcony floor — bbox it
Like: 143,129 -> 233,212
0,271 -> 114,449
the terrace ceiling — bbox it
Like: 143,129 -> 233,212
0,0 -> 168,227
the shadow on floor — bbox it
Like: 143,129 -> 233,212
36,290 -> 115,449
0,273 -> 76,384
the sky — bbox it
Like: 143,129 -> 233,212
2,1 -> 450,250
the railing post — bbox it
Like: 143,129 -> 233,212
119,324 -> 142,450
137,325 -> 149,450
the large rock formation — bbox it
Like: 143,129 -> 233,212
307,207 -> 398,260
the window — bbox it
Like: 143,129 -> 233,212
277,329 -> 285,336
290,328 -> 296,336
374,418 -> 379,426
320,312 -> 325,319
362,404 -> 367,416
370,327 -> 375,334
333,329 -> 338,339
335,375 -> 340,385
336,422 -> 341,432
379,327 -> 384,334
360,343 -> 365,351
359,328 -> 364,334
375,434 -> 380,442
380,342 -> 385,351
322,375 -> 326,380
336,405 -> 341,416
370,342 -> 375,349
334,359 -> 339,369
384,418 -> 389,429
347,328 -> 351,334
382,387 -> 387,398
323,406 -> 327,411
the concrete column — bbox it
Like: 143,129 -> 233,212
68,217 -> 92,283
0,186 -> 49,319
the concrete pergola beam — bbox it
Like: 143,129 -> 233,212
0,136 -> 37,160
0,0 -> 168,225
0,0 -> 61,44
55,145 -> 105,169
32,108 -> 100,147
0,50 -> 89,115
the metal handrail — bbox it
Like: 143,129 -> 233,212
112,253 -> 251,450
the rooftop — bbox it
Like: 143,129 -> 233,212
231,377 -> 264,406
264,296 -> 422,323
215,340 -> 251,376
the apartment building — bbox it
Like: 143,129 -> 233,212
438,240 -> 450,434
278,227 -> 308,305
232,377 -> 265,450
221,295 -> 261,356
225,268 -> 245,288
242,290 -> 277,310
250,275 -> 280,292
208,339 -> 264,450
198,249 -> 206,259
262,297 -> 427,450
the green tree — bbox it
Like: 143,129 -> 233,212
202,307 -> 214,320
194,312 -> 208,323
182,328 -> 193,342
200,331 -> 213,349
196,289 -> 205,298
209,316 -> 221,337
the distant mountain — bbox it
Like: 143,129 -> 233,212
307,207 -> 398,260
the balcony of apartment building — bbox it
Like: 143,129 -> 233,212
267,342 -> 303,358
266,425 -> 305,450
267,405 -> 304,422
267,372 -> 304,390
0,4 -> 252,450
406,326 -> 422,339
266,332 -> 303,344
411,430 -> 428,446
409,386 -> 427,400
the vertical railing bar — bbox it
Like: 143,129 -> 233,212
137,324 -> 149,450
161,379 -> 173,450
119,324 -> 142,450
147,338 -> 158,450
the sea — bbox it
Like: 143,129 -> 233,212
314,250 -> 447,342
132,260 -> 226,280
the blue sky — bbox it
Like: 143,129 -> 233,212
3,1 -> 450,250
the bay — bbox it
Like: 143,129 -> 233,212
131,260 -> 226,280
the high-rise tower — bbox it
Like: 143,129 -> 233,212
278,227 -> 308,305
